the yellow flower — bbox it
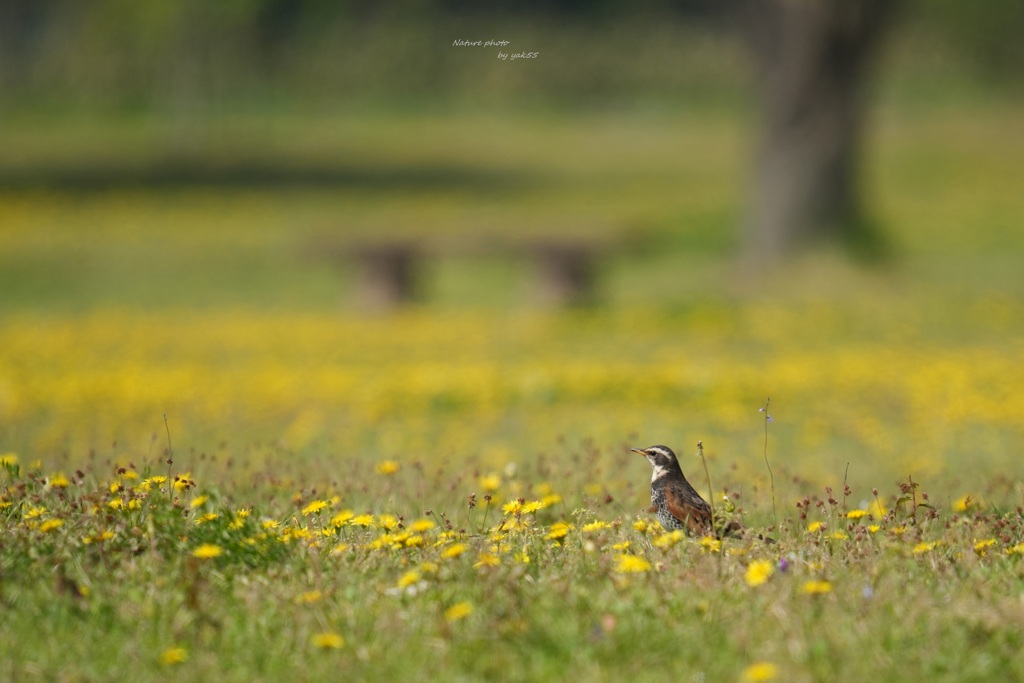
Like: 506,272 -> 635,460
540,493 -> 562,507
349,514 -> 375,527
440,543 -> 467,559
741,662 -> 779,682
829,531 -> 848,541
0,453 -> 18,467
502,500 -> 523,515
652,530 -> 685,548
312,632 -> 345,649
612,541 -> 630,551
473,553 -> 501,569
800,580 -> 832,595
160,647 -> 188,666
296,590 -> 323,604
545,521 -> 572,541
375,461 -> 400,476
806,521 -> 824,533
973,539 -> 997,556
867,525 -> 881,534
409,518 -> 436,533
581,521 -> 610,533
632,519 -> 650,533
195,512 -> 219,525
397,570 -> 421,588
302,500 -> 329,516
614,554 -> 652,573
699,536 -> 722,553
952,495 -> 978,513
378,514 -> 399,531
890,525 -> 906,536
331,510 -> 354,527
444,601 -> 473,622
521,501 -> 544,514
39,518 -> 64,533
479,474 -> 501,492
191,544 -> 223,559
48,473 -> 70,488
912,541 -> 936,554
514,552 -> 530,564
24,506 -> 46,519
1006,543 -> 1024,556
744,560 -> 774,587
262,519 -> 280,530
846,509 -> 867,520
868,499 -> 887,517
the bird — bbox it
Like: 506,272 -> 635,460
632,444 -> 714,535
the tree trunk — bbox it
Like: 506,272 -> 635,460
741,0 -> 896,262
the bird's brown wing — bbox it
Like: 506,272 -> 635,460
664,484 -> 712,535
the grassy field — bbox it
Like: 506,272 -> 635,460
2,99 -> 1024,681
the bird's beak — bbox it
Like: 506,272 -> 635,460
630,448 -> 646,456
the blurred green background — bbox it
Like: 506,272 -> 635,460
1,1 -> 1023,495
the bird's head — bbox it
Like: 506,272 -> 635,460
631,445 -> 682,482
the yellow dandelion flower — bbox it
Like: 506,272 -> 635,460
652,530 -> 686,548
479,474 -> 501,492
540,493 -> 562,507
302,500 -> 329,516
444,601 -> 473,622
890,525 -> 906,536
235,508 -> 251,518
806,521 -> 824,533
191,544 -> 223,559
375,461 -> 400,476
331,510 -> 354,527
615,554 -> 652,573
699,536 -> 722,553
160,647 -> 188,666
868,499 -> 887,517
0,453 -> 18,467
521,501 -> 544,514
40,518 -> 64,533
1006,543 -> 1024,556
378,514 -> 399,531
349,514 -> 375,527
48,473 -> 70,488
502,500 -> 523,515
744,560 -> 774,587
952,495 -> 979,513
741,661 -> 779,682
107,499 -> 124,510
846,509 -> 867,520
545,521 -> 572,541
973,539 -> 997,556
474,553 -> 501,569
397,570 -> 421,589
195,512 -> 219,525
912,541 -> 936,554
612,541 -> 630,551
515,551 -> 531,564
24,506 -> 46,519
173,474 -> 193,492
409,518 -> 436,533
800,580 -> 833,595
867,525 -> 881,534
330,543 -> 349,555
829,531 -> 848,541
312,632 -> 345,650
441,543 -> 467,559
581,521 -> 610,534
296,590 -> 323,604
262,519 -> 280,530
